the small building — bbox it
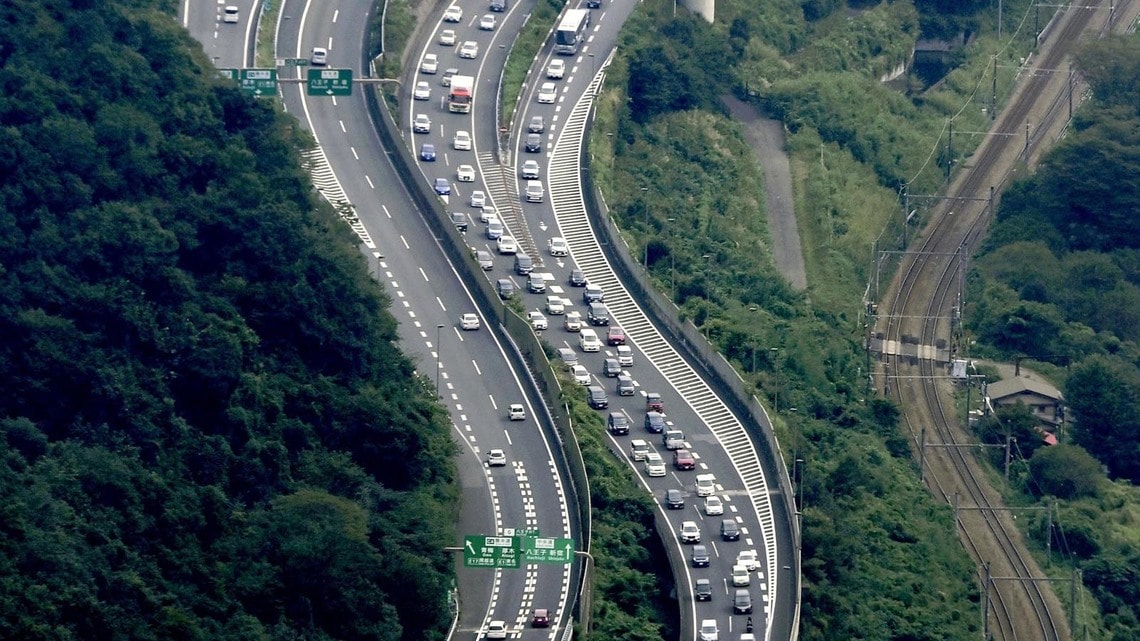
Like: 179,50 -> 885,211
986,376 -> 1065,432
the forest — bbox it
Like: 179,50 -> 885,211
965,36 -> 1140,641
0,0 -> 459,638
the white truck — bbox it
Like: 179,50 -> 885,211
447,75 -> 474,113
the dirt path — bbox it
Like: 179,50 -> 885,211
721,95 -> 808,291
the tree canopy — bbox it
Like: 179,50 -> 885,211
0,0 -> 458,638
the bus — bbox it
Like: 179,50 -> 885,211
554,9 -> 590,55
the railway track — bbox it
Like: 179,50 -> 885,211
871,2 -> 1137,639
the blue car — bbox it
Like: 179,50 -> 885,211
434,178 -> 451,195
420,143 -> 436,161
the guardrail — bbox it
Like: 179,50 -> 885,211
362,57 -> 593,635
580,120 -> 802,641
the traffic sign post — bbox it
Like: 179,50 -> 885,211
521,536 -> 575,565
463,535 -> 520,568
218,68 -> 238,81
307,68 -> 353,96
239,68 -> 277,96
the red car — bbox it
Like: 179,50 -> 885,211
646,392 -> 664,413
673,449 -> 695,471
531,609 -> 550,628
606,326 -> 626,345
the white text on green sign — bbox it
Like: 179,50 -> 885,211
307,68 -> 353,96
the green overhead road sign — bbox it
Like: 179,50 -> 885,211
218,68 -> 238,81
307,68 -> 353,96
522,537 -> 575,565
463,535 -> 520,568
239,68 -> 277,96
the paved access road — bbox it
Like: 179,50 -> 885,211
180,0 -> 255,68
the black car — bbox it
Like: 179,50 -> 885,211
568,269 -> 587,287
734,589 -> 753,614
490,0 -> 507,11
525,133 -> 542,152
694,579 -> 713,601
420,143 -> 436,161
585,0 -> 601,7
587,385 -> 608,409
607,411 -> 630,435
644,411 -> 666,433
602,358 -> 621,378
664,488 -> 685,510
690,545 -> 710,567
721,518 -> 741,541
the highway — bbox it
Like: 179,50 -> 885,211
182,0 -> 798,637
406,1 -> 797,639
181,0 -> 255,68
181,0 -> 578,639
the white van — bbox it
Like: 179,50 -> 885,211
578,328 -> 601,352
525,180 -> 544,203
630,439 -> 650,461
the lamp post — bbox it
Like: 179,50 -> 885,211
641,187 -> 650,268
770,347 -> 780,413
436,324 -> 444,398
666,217 -> 676,301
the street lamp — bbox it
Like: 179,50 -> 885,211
436,324 -> 444,398
641,187 -> 650,268
770,347 -> 780,413
666,217 -> 676,301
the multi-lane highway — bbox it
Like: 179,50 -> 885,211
405,1 -> 796,639
183,0 -> 798,637
182,0 -> 579,638
181,0 -> 255,67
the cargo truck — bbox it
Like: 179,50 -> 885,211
448,75 -> 474,113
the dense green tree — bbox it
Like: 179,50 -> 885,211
1026,445 -> 1104,499
1066,356 -> 1140,483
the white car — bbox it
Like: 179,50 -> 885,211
470,190 -> 486,208
699,619 -> 719,641
736,549 -> 761,572
644,452 -> 666,477
497,235 -> 517,254
413,81 -> 431,100
528,311 -> 548,330
695,473 -> 716,497
457,164 -> 475,182
413,114 -> 431,134
571,365 -> 591,386
679,521 -> 701,544
439,29 -> 457,45
453,130 -> 472,150
508,404 -> 526,420
443,5 -> 463,22
479,14 -> 496,30
421,53 -> 438,74
546,59 -> 565,79
563,311 -> 583,331
617,344 -> 634,367
521,159 -> 540,179
458,41 -> 479,59
704,496 -> 724,516
480,206 -> 496,223
547,236 -> 569,256
459,313 -> 481,330
487,449 -> 507,467
545,295 -> 565,315
578,328 -> 601,352
223,5 -> 239,23
310,47 -> 328,65
537,82 -> 557,104
731,564 -> 751,586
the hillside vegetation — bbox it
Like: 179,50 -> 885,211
965,36 -> 1140,641
0,0 -> 458,638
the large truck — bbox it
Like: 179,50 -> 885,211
448,75 -> 474,113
